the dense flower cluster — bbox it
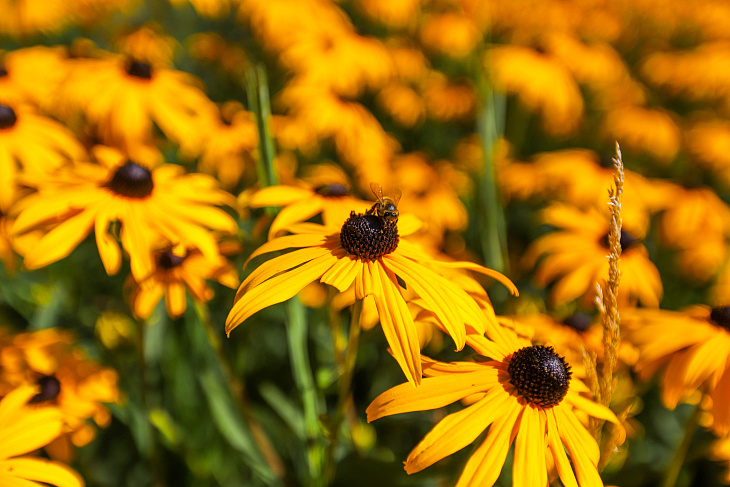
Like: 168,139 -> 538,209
1,0 -> 730,486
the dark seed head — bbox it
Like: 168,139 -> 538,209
106,161 -> 154,199
710,306 -> 730,331
562,312 -> 592,332
0,105 -> 17,129
127,60 -> 153,79
600,230 -> 639,250
157,249 -> 186,270
0,66 -> 7,77
29,375 -> 62,403
507,345 -> 571,408
340,212 -> 398,262
315,184 -> 349,197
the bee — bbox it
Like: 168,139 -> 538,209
366,182 -> 401,223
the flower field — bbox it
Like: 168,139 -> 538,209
2,1 -> 730,486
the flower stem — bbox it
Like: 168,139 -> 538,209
661,403 -> 701,487
246,63 -> 279,189
286,296 -> 326,487
325,299 -> 363,482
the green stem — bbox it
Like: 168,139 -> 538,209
474,50 -> 508,276
286,297 -> 325,487
660,403 -> 701,487
325,300 -> 363,482
246,64 -> 279,189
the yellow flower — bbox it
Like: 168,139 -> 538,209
686,119 -> 730,185
61,55 -> 216,151
488,45 -> 583,136
623,305 -> 730,435
498,148 -> 670,231
419,13 -> 481,57
658,185 -> 730,282
180,101 -> 258,190
526,203 -> 662,307
376,82 -> 424,127
367,330 -> 622,486
0,0 -> 75,38
421,72 -> 476,122
127,245 -> 239,319
0,46 -> 71,110
11,146 -> 237,284
355,0 -> 421,28
0,102 -> 86,212
248,182 -> 370,240
170,0 -> 236,17
226,204 -> 515,385
114,23 -> 178,66
0,384 -> 84,487
0,328 -> 119,461
601,105 -> 680,164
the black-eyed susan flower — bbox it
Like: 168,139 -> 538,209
498,149 -> 669,232
61,55 -> 216,151
179,101 -> 258,190
11,146 -> 237,284
367,329 -> 623,486
114,23 -> 178,66
127,245 -> 239,319
623,305 -> 730,435
354,0 -> 421,28
658,185 -> 730,282
0,384 -> 84,487
419,13 -> 481,58
0,102 -> 85,211
226,203 -> 516,386
0,328 -> 119,461
248,181 -> 370,240
601,105 -> 680,164
526,203 -> 662,307
0,46 -> 71,109
488,45 -> 584,136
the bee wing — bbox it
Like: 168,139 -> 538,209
370,182 -> 385,201
389,187 -> 402,206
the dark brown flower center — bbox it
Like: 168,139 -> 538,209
710,306 -> 730,331
507,345 -> 571,408
29,375 -> 61,403
600,230 -> 638,250
315,184 -> 349,197
562,312 -> 591,332
157,249 -> 186,269
107,161 -> 154,198
0,105 -> 17,129
127,60 -> 153,79
340,212 -> 398,262
0,66 -> 7,77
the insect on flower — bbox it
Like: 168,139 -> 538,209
366,182 -> 402,224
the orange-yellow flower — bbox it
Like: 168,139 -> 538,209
367,330 -> 622,486
226,206 -> 515,385
526,203 -> 662,307
11,146 -> 237,283
624,306 -> 730,435
0,384 -> 84,487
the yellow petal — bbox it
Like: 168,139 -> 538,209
166,282 -> 187,318
405,386 -> 509,473
0,458 -> 83,487
320,252 -> 360,292
226,252 -> 337,334
513,406 -> 547,487
555,405 -> 603,486
366,368 -> 499,421
22,209 -> 96,270
371,261 -> 422,386
384,253 -> 465,349
248,186 -> 312,207
0,407 -> 63,459
546,409 -> 578,487
456,402 -> 520,487
268,199 -> 324,239
94,207 -> 121,276
243,233 -> 329,270
713,367 -> 730,435
237,247 -> 331,299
